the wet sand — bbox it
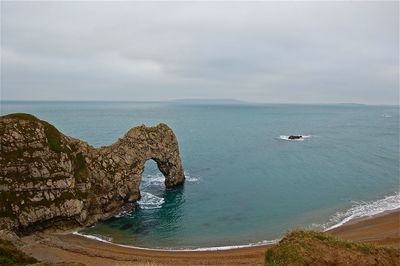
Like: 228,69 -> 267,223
20,209 -> 399,266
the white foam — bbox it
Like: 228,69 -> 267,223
72,232 -> 113,243
113,172 -> 200,215
138,192 -> 165,209
141,172 -> 199,189
322,193 -> 400,231
190,239 -> 279,251
75,193 -> 400,251
113,210 -> 130,218
72,231 -> 279,251
382,114 -> 392,118
279,135 -> 311,141
184,172 -> 200,183
141,173 -> 165,188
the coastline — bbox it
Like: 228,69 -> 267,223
20,209 -> 399,266
328,209 -> 400,248
71,192 -> 400,252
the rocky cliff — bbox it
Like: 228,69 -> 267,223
0,113 -> 185,236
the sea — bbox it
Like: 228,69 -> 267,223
1,101 -> 399,250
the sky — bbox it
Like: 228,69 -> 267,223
1,1 -> 399,104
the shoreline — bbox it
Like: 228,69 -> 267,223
71,191 -> 399,251
70,206 -> 400,252
71,231 -> 280,252
20,209 -> 400,265
328,209 -> 400,248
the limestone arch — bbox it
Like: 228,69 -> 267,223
108,123 -> 185,202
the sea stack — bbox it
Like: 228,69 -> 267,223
0,113 -> 185,236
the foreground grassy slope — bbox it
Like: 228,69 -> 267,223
265,230 -> 399,266
0,239 -> 84,266
0,239 -> 37,266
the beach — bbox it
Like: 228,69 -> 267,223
19,209 -> 399,266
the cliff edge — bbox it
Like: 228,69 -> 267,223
0,113 -> 185,236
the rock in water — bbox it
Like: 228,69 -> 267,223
0,113 -> 185,235
288,135 -> 303,140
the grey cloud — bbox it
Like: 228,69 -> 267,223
1,1 -> 398,104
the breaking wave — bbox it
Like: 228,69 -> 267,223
73,232 -> 113,243
137,192 -> 165,210
141,172 -> 199,189
73,231 -> 279,251
78,193 -> 399,251
317,193 -> 400,231
138,192 -> 165,209
113,172 -> 201,213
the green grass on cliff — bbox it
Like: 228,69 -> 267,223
43,122 -> 64,153
265,230 -> 399,266
2,113 -> 38,121
2,113 -> 65,153
0,239 -> 37,266
74,153 -> 89,182
0,113 -> 90,222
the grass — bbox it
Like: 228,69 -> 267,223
2,113 -> 38,121
73,153 -> 89,183
0,239 -> 37,266
43,121 -> 64,153
265,230 -> 399,266
0,113 -> 90,229
0,239 -> 86,265
3,113 -> 65,153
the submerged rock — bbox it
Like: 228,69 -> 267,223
0,113 -> 185,235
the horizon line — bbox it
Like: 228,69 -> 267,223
0,99 -> 399,106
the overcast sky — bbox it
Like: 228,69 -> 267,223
1,1 -> 399,104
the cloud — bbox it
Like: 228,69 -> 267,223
1,1 -> 398,104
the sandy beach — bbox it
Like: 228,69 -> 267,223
19,209 -> 399,266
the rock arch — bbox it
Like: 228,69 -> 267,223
0,114 -> 185,235
99,123 -> 186,202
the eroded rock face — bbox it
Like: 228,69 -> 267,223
0,113 -> 185,235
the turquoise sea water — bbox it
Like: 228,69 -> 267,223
1,101 -> 399,249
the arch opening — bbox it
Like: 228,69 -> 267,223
141,160 -> 165,189
137,160 -> 167,210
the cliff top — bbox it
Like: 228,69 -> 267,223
265,230 -> 399,265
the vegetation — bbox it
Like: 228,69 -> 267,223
2,113 -> 38,121
0,239 -> 86,266
73,153 -> 89,183
43,121 -> 64,153
31,263 -> 85,266
0,113 -> 89,233
3,112 -> 65,153
0,239 -> 37,266
265,230 -> 399,266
